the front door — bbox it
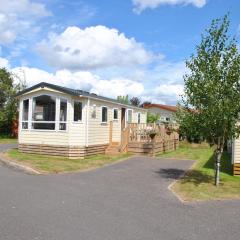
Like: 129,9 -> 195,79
121,108 -> 126,130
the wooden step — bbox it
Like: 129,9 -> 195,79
110,142 -> 120,147
106,149 -> 120,153
105,146 -> 121,155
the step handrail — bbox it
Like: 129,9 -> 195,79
120,126 -> 130,152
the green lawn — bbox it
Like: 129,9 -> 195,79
0,135 -> 17,144
158,142 -> 240,201
6,149 -> 131,174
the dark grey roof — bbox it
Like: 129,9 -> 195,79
16,82 -> 145,110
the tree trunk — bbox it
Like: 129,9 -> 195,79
214,139 -> 224,186
214,150 -> 222,186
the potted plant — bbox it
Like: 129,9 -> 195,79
166,124 -> 174,135
148,129 -> 157,141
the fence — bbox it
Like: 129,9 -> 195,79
126,123 -> 179,156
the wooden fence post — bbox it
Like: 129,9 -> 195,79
109,121 -> 113,145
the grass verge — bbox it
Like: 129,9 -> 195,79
6,149 -> 131,174
0,135 -> 17,144
158,141 -> 240,201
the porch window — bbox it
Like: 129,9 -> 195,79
59,98 -> 67,130
137,112 -> 141,124
113,108 -> 118,120
74,101 -> 82,122
102,106 -> 108,123
127,109 -> 133,123
22,99 -> 29,129
32,95 -> 56,130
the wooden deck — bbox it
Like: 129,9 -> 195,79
117,123 -> 179,156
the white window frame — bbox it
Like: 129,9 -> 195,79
21,98 -> 30,130
126,109 -> 133,124
101,106 -> 108,123
31,94 -> 58,131
137,112 -> 141,124
59,98 -> 68,131
73,100 -> 83,123
20,93 -> 69,132
113,108 -> 118,121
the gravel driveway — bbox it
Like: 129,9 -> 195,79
0,151 -> 239,240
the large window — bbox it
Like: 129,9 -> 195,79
32,95 -> 56,130
74,101 -> 82,122
166,117 -> 171,122
59,98 -> 67,130
22,99 -> 29,129
127,109 -> 133,123
21,94 -> 71,131
113,108 -> 118,120
102,106 -> 108,123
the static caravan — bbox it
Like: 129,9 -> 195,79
231,139 -> 240,176
16,82 -> 147,158
144,103 -> 177,123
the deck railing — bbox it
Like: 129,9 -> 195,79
128,123 -> 179,143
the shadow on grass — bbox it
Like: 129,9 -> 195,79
180,170 -> 214,186
203,152 -> 232,176
156,168 -> 214,185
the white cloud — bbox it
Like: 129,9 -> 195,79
12,67 -> 145,99
91,78 -> 144,97
155,83 -> 184,96
36,25 -> 152,70
0,0 -> 51,44
133,0 -> 207,13
0,57 -> 10,68
151,61 -> 186,84
138,61 -> 186,104
6,55 -> 186,105
153,83 -> 184,104
0,0 -> 51,17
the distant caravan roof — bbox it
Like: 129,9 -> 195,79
144,103 -> 178,112
16,82 -> 145,110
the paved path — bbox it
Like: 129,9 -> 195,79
0,153 -> 239,240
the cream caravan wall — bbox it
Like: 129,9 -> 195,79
232,138 -> 240,164
87,99 -> 121,145
87,99 -> 147,145
67,97 -> 87,146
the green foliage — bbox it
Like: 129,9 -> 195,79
117,95 -> 129,104
147,112 -> 160,123
0,68 -> 26,135
179,15 -> 240,150
176,109 -> 204,143
130,96 -> 141,106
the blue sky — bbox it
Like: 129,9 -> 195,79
1,0 -> 240,104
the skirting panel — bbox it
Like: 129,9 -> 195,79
233,163 -> 240,176
19,143 -> 108,159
